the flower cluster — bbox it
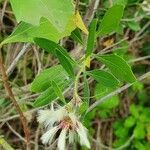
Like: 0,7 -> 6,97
37,104 -> 90,150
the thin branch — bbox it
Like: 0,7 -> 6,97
122,12 -> 150,22
128,55 -> 150,63
91,134 -> 134,150
32,46 -> 42,75
6,43 -> 30,76
135,21 -> 150,38
34,125 -> 41,150
6,122 -> 26,143
6,122 -> 36,146
0,45 -> 30,149
86,71 -> 150,113
84,0 -> 101,26
130,21 -> 150,44
115,134 -> 134,150
99,37 -> 129,55
0,0 -> 8,30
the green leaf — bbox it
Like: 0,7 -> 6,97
98,109 -> 111,118
87,70 -> 119,88
96,54 -> 136,83
97,5 -> 124,36
112,40 -> 129,55
34,37 -> 57,55
34,38 -> 77,78
132,81 -> 144,91
10,0 -> 74,32
51,81 -> 66,104
113,0 -> 127,6
113,120 -> 124,129
70,28 -> 83,45
94,84 -> 119,109
128,21 -> 141,31
100,96 -> 119,109
33,79 -> 69,107
86,19 -> 97,57
124,116 -> 136,128
56,50 -> 74,78
31,65 -> 69,92
113,138 -> 128,148
35,82 -> 69,107
114,127 -> 129,138
34,86 -> 56,107
94,83 -> 114,99
134,141 -> 146,150
134,123 -> 145,139
139,108 -> 150,123
83,73 -> 90,103
34,38 -> 76,65
129,104 -> 139,118
2,17 -> 75,45
78,102 -> 88,115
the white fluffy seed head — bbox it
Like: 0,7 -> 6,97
69,130 -> 74,144
37,110 -> 51,124
38,106 -> 90,149
58,128 -> 67,150
38,107 -> 67,128
76,122 -> 91,149
41,126 -> 59,144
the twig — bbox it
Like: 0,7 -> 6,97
91,134 -> 134,150
130,21 -> 150,44
34,125 -> 41,150
6,43 -> 30,76
32,46 -> 42,75
0,45 -> 30,149
0,0 -> 8,30
115,134 -> 134,150
84,0 -> 101,26
99,37 -> 129,54
6,122 -> 36,146
95,121 -> 101,150
134,21 -> 150,38
128,55 -> 150,63
6,122 -> 26,142
122,12 -> 150,22
86,71 -> 150,113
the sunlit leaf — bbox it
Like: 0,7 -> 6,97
2,17 -> 76,45
10,0 -> 74,32
31,65 -> 69,92
34,38 -> 76,64
97,5 -> 124,36
83,73 -> 90,103
51,80 -> 66,104
87,70 -> 119,88
70,28 -> 83,45
74,11 -> 88,35
96,54 -> 136,83
56,50 -> 75,78
86,19 -> 97,57
134,123 -> 146,139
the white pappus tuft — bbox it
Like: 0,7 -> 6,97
37,104 -> 91,150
